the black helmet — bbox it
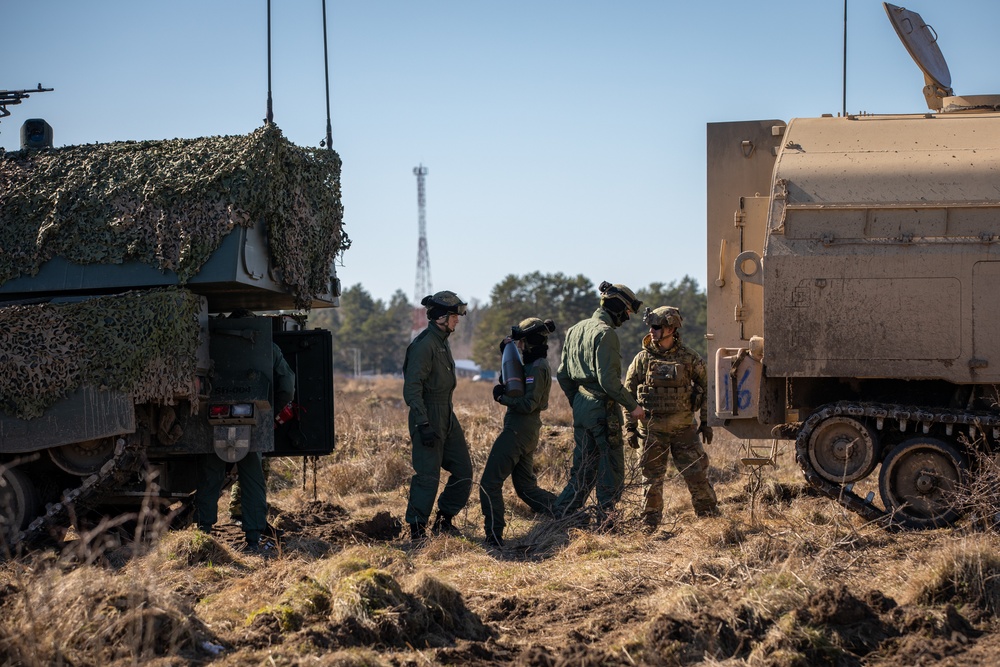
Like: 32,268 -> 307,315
421,290 -> 468,320
512,317 -> 556,346
598,281 -> 642,319
643,306 -> 683,330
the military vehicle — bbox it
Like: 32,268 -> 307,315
706,3 -> 1000,528
0,122 -> 345,546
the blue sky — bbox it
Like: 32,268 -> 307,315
3,1 -> 998,307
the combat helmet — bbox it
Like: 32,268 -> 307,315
643,306 -> 683,330
598,281 -> 642,324
511,317 -> 556,346
421,290 -> 468,320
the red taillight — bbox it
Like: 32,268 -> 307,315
209,405 -> 231,418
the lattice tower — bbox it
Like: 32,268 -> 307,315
413,164 -> 432,302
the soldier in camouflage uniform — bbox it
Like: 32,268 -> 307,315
552,282 -> 646,524
480,317 -> 558,547
403,291 -> 473,540
624,306 -> 718,530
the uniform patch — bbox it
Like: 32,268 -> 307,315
526,376 -> 535,384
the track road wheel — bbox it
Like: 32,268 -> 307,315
0,467 -> 40,543
808,416 -> 880,483
879,437 -> 967,529
49,437 -> 116,476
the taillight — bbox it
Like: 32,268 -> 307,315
209,405 -> 231,418
231,404 -> 254,418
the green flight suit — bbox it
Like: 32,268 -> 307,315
228,343 -> 294,518
403,321 -> 473,527
553,309 -> 640,517
479,356 -> 557,541
624,333 -> 717,521
197,342 -> 294,545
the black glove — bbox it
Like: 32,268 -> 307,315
417,422 -> 440,448
492,383 -> 506,402
698,423 -> 714,445
624,424 -> 640,450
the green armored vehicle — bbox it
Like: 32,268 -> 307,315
707,3 -> 1000,528
0,123 -> 346,545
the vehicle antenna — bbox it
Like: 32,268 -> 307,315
321,0 -> 334,150
265,0 -> 274,125
842,0 -> 848,117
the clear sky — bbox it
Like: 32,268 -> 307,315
3,1 -> 998,307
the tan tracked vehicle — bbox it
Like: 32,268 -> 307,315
707,3 -> 1000,528
0,123 -> 345,546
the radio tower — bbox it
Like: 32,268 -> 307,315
413,164 -> 432,302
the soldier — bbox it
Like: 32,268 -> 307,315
480,317 -> 558,547
624,306 -> 718,531
552,281 -> 646,525
196,309 -> 295,552
404,290 -> 473,540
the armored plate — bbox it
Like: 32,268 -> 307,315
884,2 -> 951,91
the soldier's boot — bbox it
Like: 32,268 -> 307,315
432,512 -> 461,537
595,508 -> 621,533
643,478 -> 664,525
484,529 -> 504,549
641,511 -> 661,534
686,472 -> 719,518
410,522 -> 428,541
694,504 -> 720,518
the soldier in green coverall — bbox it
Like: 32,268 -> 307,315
480,317 -> 558,547
552,282 -> 647,526
196,309 -> 295,552
624,306 -> 718,530
403,291 -> 473,540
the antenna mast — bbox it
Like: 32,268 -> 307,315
842,0 -> 848,117
413,164 -> 432,302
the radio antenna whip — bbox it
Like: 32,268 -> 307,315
322,0 -> 334,149
266,0 -> 274,124
842,0 -> 848,117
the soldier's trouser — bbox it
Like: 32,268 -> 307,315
479,414 -> 556,540
553,394 -> 623,516
406,404 -> 473,526
195,451 -> 268,542
229,457 -> 271,515
641,425 -> 717,519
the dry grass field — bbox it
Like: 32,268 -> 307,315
1,375 -> 1000,666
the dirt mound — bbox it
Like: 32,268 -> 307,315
196,502 -> 404,557
239,567 -> 494,653
796,585 -> 894,655
350,510 -> 403,540
514,641 -> 634,666
644,611 -> 746,664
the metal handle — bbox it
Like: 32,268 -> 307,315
716,239 -> 727,287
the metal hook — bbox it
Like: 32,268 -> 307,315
741,140 -> 755,158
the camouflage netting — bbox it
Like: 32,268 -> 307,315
0,124 -> 348,308
0,289 -> 203,419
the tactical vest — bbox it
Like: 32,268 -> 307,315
637,357 -> 692,414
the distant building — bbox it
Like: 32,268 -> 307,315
454,359 -> 480,379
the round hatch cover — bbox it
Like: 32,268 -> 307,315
884,2 -> 951,91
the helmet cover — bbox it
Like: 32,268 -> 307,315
598,281 -> 642,314
421,290 -> 468,319
512,317 -> 556,344
642,306 -> 683,330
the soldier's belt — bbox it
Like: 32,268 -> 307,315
577,385 -> 608,401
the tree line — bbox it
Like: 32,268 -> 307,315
308,273 -> 707,377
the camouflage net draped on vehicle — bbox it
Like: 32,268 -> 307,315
0,289 -> 203,419
0,124 -> 348,307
